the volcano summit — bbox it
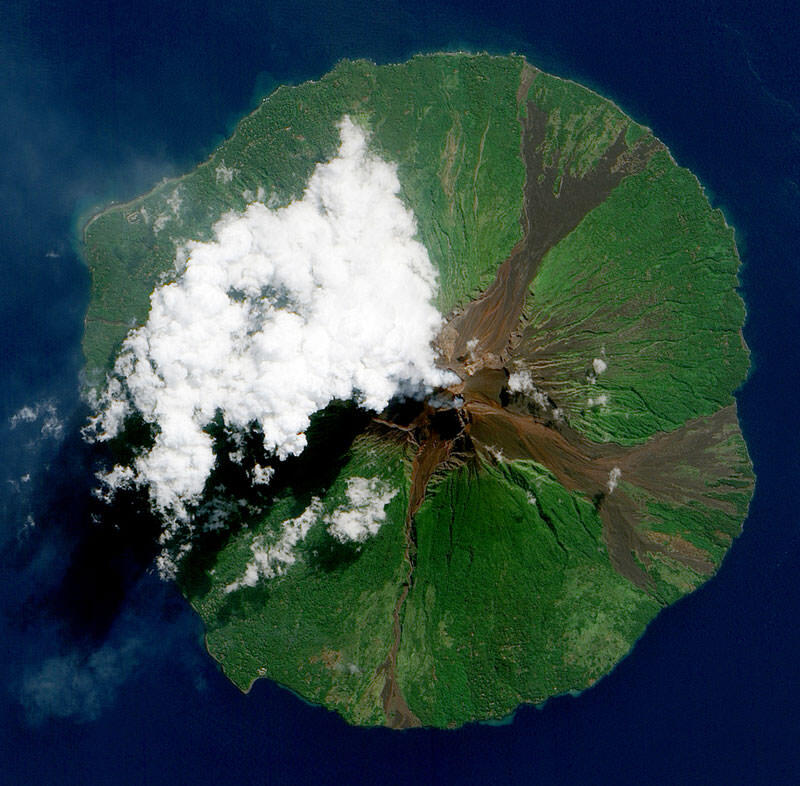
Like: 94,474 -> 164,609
82,53 -> 753,728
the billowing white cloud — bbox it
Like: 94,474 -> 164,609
88,117 -> 453,531
607,466 -> 621,494
326,476 -> 397,543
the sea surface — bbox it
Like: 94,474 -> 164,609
1,1 -> 798,783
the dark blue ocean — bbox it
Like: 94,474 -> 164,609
1,1 -> 798,782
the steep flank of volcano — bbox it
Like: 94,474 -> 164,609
81,54 -> 753,728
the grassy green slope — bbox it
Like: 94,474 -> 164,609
519,150 -> 749,444
82,53 -> 525,383
397,461 -> 661,727
367,55 -> 526,313
528,70 -> 633,184
185,437 -> 409,726
83,55 -> 753,728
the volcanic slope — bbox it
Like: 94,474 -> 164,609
81,54 -> 753,728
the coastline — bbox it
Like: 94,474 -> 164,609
83,51 -> 754,730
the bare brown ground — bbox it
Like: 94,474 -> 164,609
375,408 -> 459,728
464,395 -> 738,586
372,69 -> 744,725
438,99 -> 662,379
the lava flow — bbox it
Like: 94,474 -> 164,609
369,78 -> 742,727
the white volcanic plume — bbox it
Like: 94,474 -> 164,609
89,117 -> 451,528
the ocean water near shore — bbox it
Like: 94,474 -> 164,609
1,0 -> 798,783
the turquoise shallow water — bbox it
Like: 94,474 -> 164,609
1,1 -> 798,783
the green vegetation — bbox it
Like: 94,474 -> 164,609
397,461 -> 660,726
520,150 -> 749,444
82,54 -> 526,383
82,53 -> 753,728
528,70 -> 633,185
185,437 -> 410,726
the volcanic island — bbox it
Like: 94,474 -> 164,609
81,54 -> 753,728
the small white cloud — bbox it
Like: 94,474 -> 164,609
166,188 -> 183,216
226,498 -> 323,592
592,357 -> 607,375
607,466 -> 621,494
226,475 -> 397,592
242,186 -> 268,204
251,464 -> 274,485
9,401 -> 63,440
197,496 -> 242,532
326,477 -> 397,543
93,465 -> 136,504
9,406 -> 38,426
587,394 -> 609,408
508,370 -> 549,409
215,161 -> 238,184
153,213 -> 170,233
